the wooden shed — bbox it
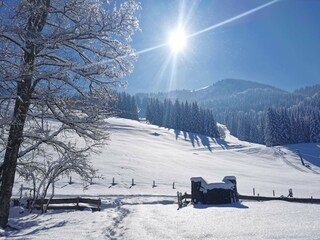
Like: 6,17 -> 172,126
191,176 -> 238,204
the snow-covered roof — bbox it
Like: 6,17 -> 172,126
191,177 -> 235,190
223,176 -> 237,182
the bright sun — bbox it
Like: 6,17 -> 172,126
169,28 -> 187,53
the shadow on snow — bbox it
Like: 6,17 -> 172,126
193,201 -> 249,209
284,143 -> 320,169
6,210 -> 67,238
171,129 -> 234,152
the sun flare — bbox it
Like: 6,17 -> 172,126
168,28 -> 187,53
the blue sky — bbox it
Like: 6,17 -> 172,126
124,0 -> 320,93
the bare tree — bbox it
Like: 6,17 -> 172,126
0,0 -> 140,227
17,143 -> 98,209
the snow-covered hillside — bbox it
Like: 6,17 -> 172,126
4,118 -> 320,239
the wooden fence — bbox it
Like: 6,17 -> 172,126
177,192 -> 191,209
238,194 -> 320,204
31,197 -> 101,212
177,192 -> 320,209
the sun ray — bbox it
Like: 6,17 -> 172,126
154,54 -> 175,90
135,0 -> 281,57
188,0 -> 281,38
136,43 -> 167,55
169,54 -> 178,91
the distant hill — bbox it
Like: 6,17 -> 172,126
191,79 -> 303,112
136,79 -> 304,113
192,78 -> 281,99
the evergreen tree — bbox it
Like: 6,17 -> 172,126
145,98 -> 219,138
115,92 -> 139,120
173,99 -> 181,129
191,102 -> 200,133
265,108 -> 280,146
310,111 -> 320,142
277,108 -> 291,144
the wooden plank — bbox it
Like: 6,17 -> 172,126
35,198 -> 78,205
79,198 -> 101,205
46,205 -> 86,211
34,197 -> 101,205
33,197 -> 102,211
182,193 -> 191,199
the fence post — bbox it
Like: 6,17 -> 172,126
41,198 -> 44,214
69,176 -> 72,184
177,191 -> 180,209
77,196 -> 80,210
273,190 -> 275,197
173,182 -> 175,189
288,188 -> 293,197
132,178 -> 135,186
253,188 -> 255,196
112,177 -> 115,186
20,184 -> 23,199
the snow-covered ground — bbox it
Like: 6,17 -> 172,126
3,118 -> 320,239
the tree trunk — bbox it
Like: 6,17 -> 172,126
0,0 -> 50,227
0,94 -> 31,227
0,53 -> 33,226
0,45 -> 33,226
0,14 -> 33,230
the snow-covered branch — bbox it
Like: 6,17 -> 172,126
0,33 -> 29,53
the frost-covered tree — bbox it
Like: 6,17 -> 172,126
0,0 -> 140,227
265,108 -> 279,147
17,144 -> 97,205
113,92 -> 139,120
277,108 -> 291,144
190,102 -> 200,133
162,99 -> 173,127
310,110 -> 320,143
146,98 -> 219,138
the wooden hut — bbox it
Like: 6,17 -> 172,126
191,176 -> 238,204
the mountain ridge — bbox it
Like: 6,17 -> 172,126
192,78 -> 286,97
136,78 -> 307,114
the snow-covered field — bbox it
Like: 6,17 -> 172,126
3,118 -> 320,239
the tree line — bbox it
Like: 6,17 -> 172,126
146,98 -> 220,138
111,92 -> 139,121
216,93 -> 320,146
